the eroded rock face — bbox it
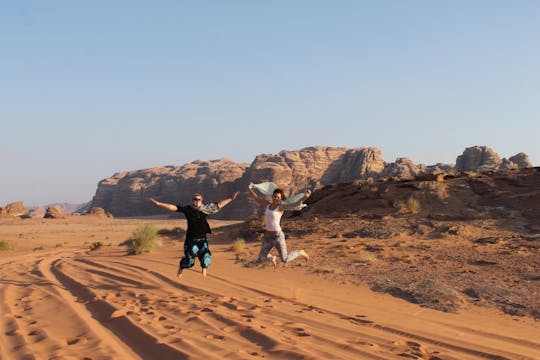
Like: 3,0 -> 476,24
244,147 -> 385,194
456,146 -> 502,172
455,146 -> 531,172
44,206 -> 64,219
89,145 -> 532,219
90,158 -> 249,217
508,153 -> 532,168
84,207 -> 113,218
0,202 -> 28,218
382,158 -> 420,180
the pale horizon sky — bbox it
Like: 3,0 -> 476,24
2,1 -> 539,206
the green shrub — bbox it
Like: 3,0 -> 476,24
0,240 -> 15,251
125,224 -> 160,255
230,238 -> 245,253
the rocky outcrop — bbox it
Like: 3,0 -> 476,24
28,207 -> 46,218
90,158 -> 249,217
84,207 -> 113,218
0,202 -> 28,218
456,146 -> 531,172
508,153 -> 532,168
244,147 -> 385,193
382,158 -> 420,180
44,206 -> 64,219
235,147 -> 386,218
89,145 -> 532,219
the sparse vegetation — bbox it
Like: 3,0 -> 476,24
406,196 -> 420,213
230,238 -> 246,253
89,241 -> 104,251
157,226 -> 184,238
0,240 -> 15,251
125,224 -> 161,255
247,217 -> 264,229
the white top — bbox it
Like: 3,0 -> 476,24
265,205 -> 283,231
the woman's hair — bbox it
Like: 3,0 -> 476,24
272,188 -> 286,200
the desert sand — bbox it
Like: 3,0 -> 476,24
1,216 -> 539,360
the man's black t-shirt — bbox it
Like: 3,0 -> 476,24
177,205 -> 211,240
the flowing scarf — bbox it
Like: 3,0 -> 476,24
249,182 -> 307,211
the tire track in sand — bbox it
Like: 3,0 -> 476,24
0,251 -> 139,360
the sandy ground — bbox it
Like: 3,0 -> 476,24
1,217 -> 539,360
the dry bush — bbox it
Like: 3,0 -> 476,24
89,241 -> 104,251
406,196 -> 421,214
0,240 -> 14,251
230,238 -> 246,253
125,224 -> 161,255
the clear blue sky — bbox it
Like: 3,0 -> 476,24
2,1 -> 539,206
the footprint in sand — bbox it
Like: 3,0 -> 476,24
5,329 -> 18,336
223,325 -> 248,333
281,336 -> 298,345
205,334 -> 225,340
283,323 -> 311,337
27,328 -> 46,342
66,337 -> 87,345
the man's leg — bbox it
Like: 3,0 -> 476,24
196,240 -> 211,278
178,240 -> 196,279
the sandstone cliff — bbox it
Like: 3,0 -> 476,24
88,145 -> 532,219
90,158 -> 249,217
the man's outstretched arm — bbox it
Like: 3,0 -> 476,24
148,197 -> 178,212
217,191 -> 240,209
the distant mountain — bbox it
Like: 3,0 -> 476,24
88,145 -> 532,219
26,202 -> 90,218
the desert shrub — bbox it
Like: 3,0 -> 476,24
0,240 -> 15,251
247,217 -> 264,229
157,226 -> 184,237
406,196 -> 421,214
230,238 -> 245,253
125,224 -> 160,255
89,241 -> 104,251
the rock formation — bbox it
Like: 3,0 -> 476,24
84,207 -> 113,218
455,146 -> 531,172
44,206 -> 64,219
88,145 -> 532,219
0,202 -> 28,218
90,158 -> 249,217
